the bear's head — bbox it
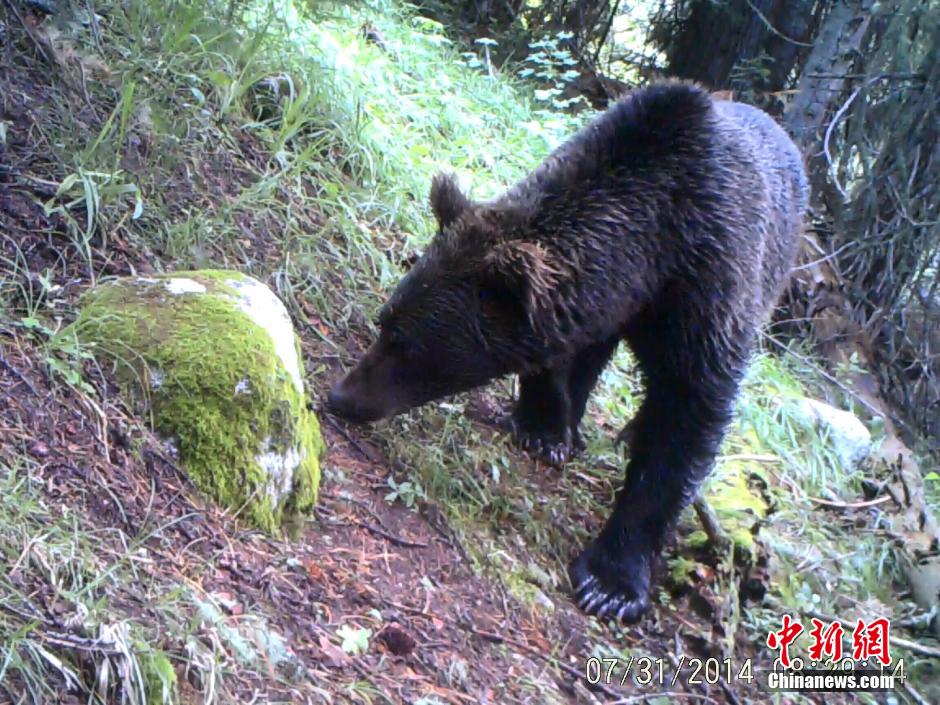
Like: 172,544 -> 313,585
328,174 -> 565,423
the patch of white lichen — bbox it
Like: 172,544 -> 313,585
66,270 -> 322,533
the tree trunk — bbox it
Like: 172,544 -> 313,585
656,0 -> 818,96
784,0 -> 875,157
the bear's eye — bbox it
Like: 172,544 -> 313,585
387,332 -> 420,362
478,286 -> 497,303
478,286 -> 509,318
387,328 -> 416,354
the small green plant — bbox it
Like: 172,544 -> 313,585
0,464 -> 175,705
45,328 -> 97,395
337,625 -> 371,655
17,310 -> 97,395
925,471 -> 940,510
518,33 -> 588,114
43,169 -> 143,272
138,643 -> 178,705
384,476 -> 427,509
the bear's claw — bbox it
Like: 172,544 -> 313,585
569,536 -> 653,624
526,436 -> 578,466
506,417 -> 584,467
575,583 -> 649,623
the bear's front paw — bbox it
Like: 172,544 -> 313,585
506,417 -> 584,466
568,535 -> 652,624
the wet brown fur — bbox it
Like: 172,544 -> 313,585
330,81 -> 808,623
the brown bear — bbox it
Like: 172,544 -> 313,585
328,82 -> 807,623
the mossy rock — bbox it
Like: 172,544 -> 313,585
67,270 -> 322,533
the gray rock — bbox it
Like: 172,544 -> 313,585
793,397 -> 872,471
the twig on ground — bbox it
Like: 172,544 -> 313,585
0,603 -> 125,656
421,503 -> 473,565
322,503 -> 428,549
85,0 -> 104,54
0,352 -> 39,396
693,496 -> 732,555
466,624 -> 622,700
323,415 -> 469,556
322,413 -> 385,466
718,679 -> 742,705
807,495 -> 891,509
333,495 -> 429,548
1,0 -> 56,65
903,680 -> 931,705
40,630 -> 123,655
0,600 -> 52,625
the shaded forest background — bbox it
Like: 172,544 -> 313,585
420,0 -> 940,454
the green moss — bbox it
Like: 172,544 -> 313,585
65,270 -> 322,532
669,555 -> 698,584
704,459 -> 768,556
502,569 -> 555,613
687,530 -> 709,550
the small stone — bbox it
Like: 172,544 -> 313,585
375,622 -> 416,656
29,441 -> 50,458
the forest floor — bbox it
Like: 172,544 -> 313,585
0,1 -> 937,704
0,325 -> 772,705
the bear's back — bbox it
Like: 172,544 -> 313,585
713,99 -> 808,309
492,83 -> 807,315
714,100 -> 808,217
498,82 -> 716,210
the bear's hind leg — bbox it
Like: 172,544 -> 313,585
569,361 -> 741,623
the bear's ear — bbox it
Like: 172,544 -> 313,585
429,173 -> 470,229
482,240 -> 564,319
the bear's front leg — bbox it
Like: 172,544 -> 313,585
569,374 -> 738,623
568,513 -> 654,622
509,336 -> 619,466
508,366 -> 581,466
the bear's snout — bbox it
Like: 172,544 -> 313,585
327,377 -> 383,424
327,344 -> 406,423
326,380 -> 354,418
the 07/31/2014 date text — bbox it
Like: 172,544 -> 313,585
585,656 -> 755,688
